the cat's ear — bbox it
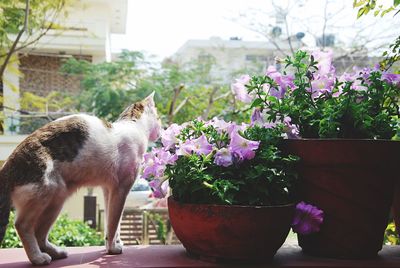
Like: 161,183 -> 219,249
144,91 -> 155,106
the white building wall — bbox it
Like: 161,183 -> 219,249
3,62 -> 20,135
173,37 -> 305,83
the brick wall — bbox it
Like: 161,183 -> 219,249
19,54 -> 91,96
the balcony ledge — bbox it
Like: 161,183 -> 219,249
0,244 -> 399,268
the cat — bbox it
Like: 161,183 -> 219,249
0,92 -> 161,265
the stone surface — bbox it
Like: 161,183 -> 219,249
0,245 -> 400,267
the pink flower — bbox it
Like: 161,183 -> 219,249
141,148 -> 178,180
153,148 -> 178,165
214,148 -> 233,167
226,122 -> 248,137
149,179 -> 169,198
207,118 -> 231,133
161,123 -> 182,150
266,65 -> 295,95
338,72 -> 367,92
292,202 -> 324,235
229,132 -> 260,161
142,152 -> 166,179
283,116 -> 300,139
231,74 -> 253,103
312,49 -> 335,76
177,135 -> 213,156
310,75 -> 334,96
251,108 -> 264,126
382,73 -> 400,85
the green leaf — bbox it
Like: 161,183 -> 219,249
251,98 -> 264,108
357,7 -> 367,18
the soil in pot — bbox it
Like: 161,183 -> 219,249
168,196 -> 295,262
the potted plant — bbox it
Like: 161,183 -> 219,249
232,50 -> 400,259
141,119 -> 323,262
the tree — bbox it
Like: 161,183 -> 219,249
353,0 -> 400,70
61,50 -> 149,121
62,50 -> 236,125
0,0 -> 69,133
137,56 -> 235,125
233,0 -> 397,71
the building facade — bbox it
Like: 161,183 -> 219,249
1,0 -> 128,222
171,36 -> 305,84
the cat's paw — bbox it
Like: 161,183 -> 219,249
30,252 -> 52,266
107,243 -> 123,255
40,242 -> 68,260
47,247 -> 68,260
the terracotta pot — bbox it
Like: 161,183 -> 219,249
168,196 -> 294,261
281,139 -> 400,259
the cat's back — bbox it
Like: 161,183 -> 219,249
0,115 -> 100,185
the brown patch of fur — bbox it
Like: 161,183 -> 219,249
102,119 -> 113,129
118,101 -> 145,121
0,116 -> 89,188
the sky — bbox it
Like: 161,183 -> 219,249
110,0 -> 400,60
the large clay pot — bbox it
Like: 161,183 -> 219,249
168,196 -> 294,261
281,139 -> 400,259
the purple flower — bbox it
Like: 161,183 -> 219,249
226,122 -> 249,137
339,72 -> 355,83
142,152 -> 166,179
351,79 -> 368,91
292,202 -> 324,235
192,135 -> 213,155
266,66 -> 295,96
214,148 -> 233,167
161,123 -> 182,150
312,49 -> 335,76
149,179 -> 169,198
382,73 -> 400,85
251,108 -> 264,126
283,116 -> 300,139
338,72 -> 367,92
207,117 -> 231,133
231,75 -> 253,103
153,148 -> 178,165
310,75 -> 334,96
177,135 -> 213,156
229,132 -> 260,161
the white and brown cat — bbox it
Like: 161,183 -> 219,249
0,92 -> 161,265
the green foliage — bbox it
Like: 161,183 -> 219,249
353,0 -> 399,18
353,0 -> 400,71
48,214 -> 104,247
0,0 -> 71,134
0,0 -> 69,71
0,211 -> 22,248
381,36 -> 400,71
384,221 -> 400,245
63,51 -> 235,124
147,212 -> 167,244
166,121 -> 299,206
0,0 -> 68,48
20,91 -> 76,112
1,212 -> 103,248
137,57 -> 235,124
246,50 -> 400,139
17,91 -> 77,134
61,50 -> 147,121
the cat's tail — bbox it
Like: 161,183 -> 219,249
0,172 -> 11,244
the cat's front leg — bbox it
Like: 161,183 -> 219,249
105,184 -> 131,254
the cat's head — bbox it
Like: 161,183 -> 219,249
118,92 -> 162,141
